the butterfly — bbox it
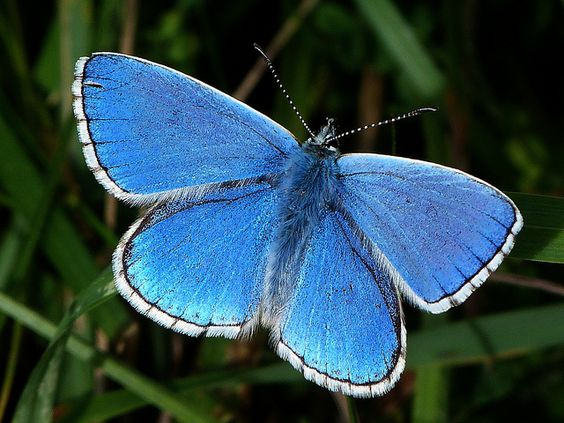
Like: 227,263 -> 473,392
72,51 -> 523,398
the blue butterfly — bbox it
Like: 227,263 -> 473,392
73,52 -> 523,397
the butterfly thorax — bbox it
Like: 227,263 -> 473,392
261,137 -> 340,328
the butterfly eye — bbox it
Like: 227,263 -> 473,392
326,138 -> 340,150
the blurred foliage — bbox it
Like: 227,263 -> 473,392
0,0 -> 563,422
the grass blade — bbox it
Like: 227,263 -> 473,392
412,365 -> 448,423
75,363 -> 302,422
408,302 -> 564,367
510,226 -> 564,263
0,322 -> 22,421
0,114 -> 127,335
508,192 -> 564,263
0,288 -> 218,423
7,301 -> 558,420
412,315 -> 449,423
12,270 -> 114,423
354,0 -> 445,98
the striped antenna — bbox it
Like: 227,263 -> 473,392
326,107 -> 438,144
254,43 -> 315,138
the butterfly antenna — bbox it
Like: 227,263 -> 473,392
254,43 -> 315,138
326,107 -> 438,143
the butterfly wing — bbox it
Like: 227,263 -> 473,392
114,179 -> 278,337
337,154 -> 523,313
73,53 -> 299,204
273,209 -> 405,397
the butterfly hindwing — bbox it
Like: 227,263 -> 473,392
73,53 -> 299,204
274,209 -> 405,397
114,179 -> 278,338
337,154 -> 523,312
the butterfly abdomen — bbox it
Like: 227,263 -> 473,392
261,146 -> 340,327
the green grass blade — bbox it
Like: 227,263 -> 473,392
0,322 -> 22,422
411,365 -> 448,423
48,302 -> 564,420
11,120 -> 74,286
75,390 -> 146,423
345,396 -> 360,423
101,361 -> 218,423
508,193 -> 564,263
408,302 -> 564,367
412,315 -> 449,423
509,193 -> 564,230
0,219 -> 22,290
12,270 -> 114,423
0,113 -> 127,335
510,226 -> 564,263
0,290 -> 217,423
354,0 -> 445,98
76,363 -> 302,421
12,334 -> 65,423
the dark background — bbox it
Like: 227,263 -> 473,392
0,1 -> 563,422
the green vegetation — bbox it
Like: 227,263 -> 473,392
0,1 -> 562,421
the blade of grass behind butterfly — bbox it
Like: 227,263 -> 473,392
0,220 -> 23,291
0,113 -> 126,336
12,269 -> 114,423
0,289 -> 219,423
0,322 -> 22,421
74,363 -> 302,422
354,0 -> 444,99
54,0 -> 103,405
68,302 -> 564,420
10,117 -> 74,293
411,315 -> 449,423
28,0 -> 127,334
407,302 -> 564,367
0,186 -> 51,421
2,293 -> 562,420
0,221 -> 24,421
0,219 -> 24,323
507,192 -> 564,263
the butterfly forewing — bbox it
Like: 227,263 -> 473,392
337,153 -> 523,312
73,53 -> 299,204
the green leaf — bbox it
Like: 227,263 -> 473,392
0,219 -> 22,290
12,333 -> 65,423
510,226 -> 564,263
354,0 -> 445,98
12,270 -> 114,423
0,113 -> 127,335
509,193 -> 564,230
508,192 -> 564,263
24,302 -> 563,420
0,322 -> 22,421
76,363 -> 302,422
0,289 -> 218,423
407,302 -> 564,367
411,365 -> 448,423
412,315 -> 449,423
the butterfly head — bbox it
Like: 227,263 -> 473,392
304,118 -> 340,156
